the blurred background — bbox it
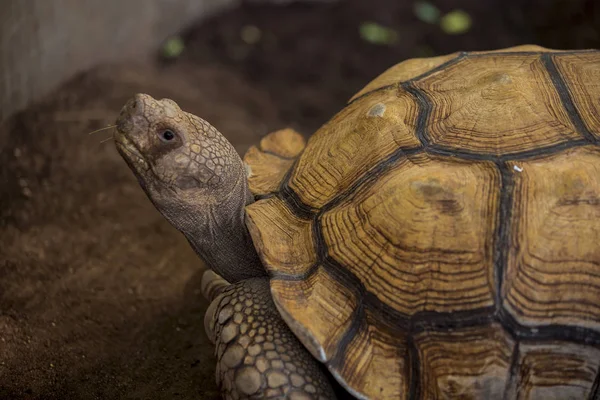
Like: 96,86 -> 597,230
0,0 -> 598,399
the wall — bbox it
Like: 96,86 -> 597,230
0,0 -> 239,121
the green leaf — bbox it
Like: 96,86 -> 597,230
413,1 -> 441,24
359,22 -> 398,45
240,25 -> 262,44
440,10 -> 472,35
161,36 -> 185,59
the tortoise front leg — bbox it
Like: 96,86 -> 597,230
202,271 -> 336,400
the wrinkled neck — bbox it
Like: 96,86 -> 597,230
161,179 -> 265,283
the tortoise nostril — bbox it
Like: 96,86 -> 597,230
128,96 -> 140,112
116,114 -> 128,132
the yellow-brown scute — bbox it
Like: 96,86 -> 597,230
504,146 -> 600,332
243,129 -> 307,197
288,87 -> 421,209
414,54 -> 581,154
321,153 -> 499,316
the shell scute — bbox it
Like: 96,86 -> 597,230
504,146 -> 600,331
412,53 -> 582,155
553,52 -> 600,141
288,87 -> 421,209
321,153 -> 500,316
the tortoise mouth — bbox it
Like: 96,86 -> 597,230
113,95 -> 153,173
114,130 -> 150,174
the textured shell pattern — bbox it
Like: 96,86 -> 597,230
243,45 -> 600,400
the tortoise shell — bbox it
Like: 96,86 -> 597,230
243,45 -> 600,399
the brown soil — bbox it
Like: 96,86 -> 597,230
1,1 -> 597,399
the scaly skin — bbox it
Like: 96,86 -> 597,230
203,272 -> 336,400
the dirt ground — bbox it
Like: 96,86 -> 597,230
0,0 -> 598,399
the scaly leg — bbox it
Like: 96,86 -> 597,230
202,271 -> 336,400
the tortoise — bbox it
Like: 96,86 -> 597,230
113,45 -> 600,399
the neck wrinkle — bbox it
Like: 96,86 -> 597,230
173,176 -> 265,283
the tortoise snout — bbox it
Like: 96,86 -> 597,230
115,93 -> 155,134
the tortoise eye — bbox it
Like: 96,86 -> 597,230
159,129 -> 176,142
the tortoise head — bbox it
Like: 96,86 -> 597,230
114,94 -> 263,282
114,94 -> 240,198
